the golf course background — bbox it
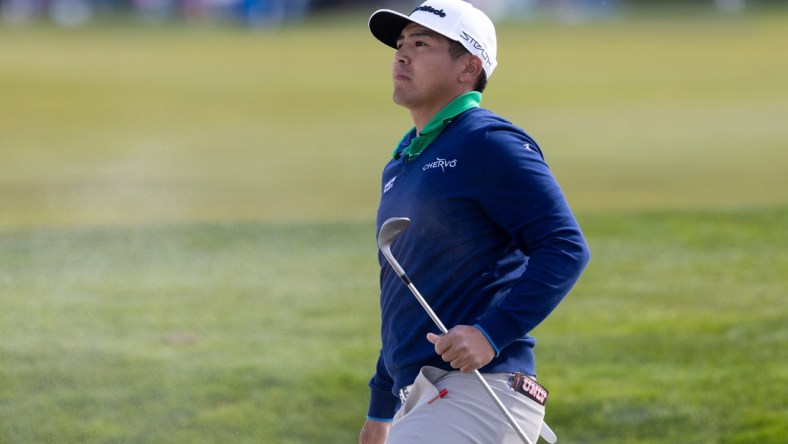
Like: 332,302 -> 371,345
1,6 -> 786,443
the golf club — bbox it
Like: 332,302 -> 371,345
377,217 -> 534,444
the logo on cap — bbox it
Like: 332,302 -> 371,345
460,31 -> 492,67
412,5 -> 446,18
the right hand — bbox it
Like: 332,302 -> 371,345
359,419 -> 391,444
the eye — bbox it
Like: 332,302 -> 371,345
415,41 -> 426,47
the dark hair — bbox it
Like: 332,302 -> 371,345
448,39 -> 488,93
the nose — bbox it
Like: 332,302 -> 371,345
395,48 -> 408,65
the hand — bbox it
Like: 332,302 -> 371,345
427,325 -> 495,373
359,419 -> 391,444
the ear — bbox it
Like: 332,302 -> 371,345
458,55 -> 483,85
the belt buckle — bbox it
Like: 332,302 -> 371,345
509,372 -> 549,407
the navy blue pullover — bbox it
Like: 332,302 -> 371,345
368,107 -> 590,420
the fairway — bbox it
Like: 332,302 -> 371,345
1,7 -> 787,444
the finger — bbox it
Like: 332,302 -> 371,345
455,357 -> 479,373
426,332 -> 442,344
451,356 -> 473,372
427,333 -> 452,355
441,346 -> 459,363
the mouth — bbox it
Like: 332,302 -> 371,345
393,70 -> 410,82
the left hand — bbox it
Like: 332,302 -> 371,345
427,325 -> 495,373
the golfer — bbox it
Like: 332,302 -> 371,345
360,1 -> 590,443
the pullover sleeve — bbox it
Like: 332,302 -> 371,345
366,352 -> 400,421
474,127 -> 591,351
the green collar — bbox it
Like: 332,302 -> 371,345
394,91 -> 482,161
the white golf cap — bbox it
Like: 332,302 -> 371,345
369,0 -> 498,79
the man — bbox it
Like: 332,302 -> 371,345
360,1 -> 590,443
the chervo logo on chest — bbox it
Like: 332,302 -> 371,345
423,158 -> 458,172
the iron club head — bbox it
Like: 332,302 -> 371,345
378,217 -> 411,279
377,217 -> 410,251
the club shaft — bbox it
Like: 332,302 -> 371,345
405,282 -> 448,334
472,370 -> 532,444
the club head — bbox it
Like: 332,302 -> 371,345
378,217 -> 411,250
378,217 -> 411,281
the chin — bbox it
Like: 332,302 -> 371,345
392,90 -> 415,108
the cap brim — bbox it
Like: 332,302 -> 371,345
369,9 -> 413,49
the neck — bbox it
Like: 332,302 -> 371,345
408,100 -> 452,135
408,89 -> 473,134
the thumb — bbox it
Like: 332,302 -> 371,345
426,332 -> 442,344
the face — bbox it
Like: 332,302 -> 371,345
392,23 -> 468,111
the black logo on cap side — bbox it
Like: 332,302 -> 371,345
460,31 -> 492,67
412,5 -> 446,18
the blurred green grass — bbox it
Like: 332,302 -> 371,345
1,210 -> 785,442
1,8 -> 787,444
1,221 -> 380,442
2,10 -> 787,228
